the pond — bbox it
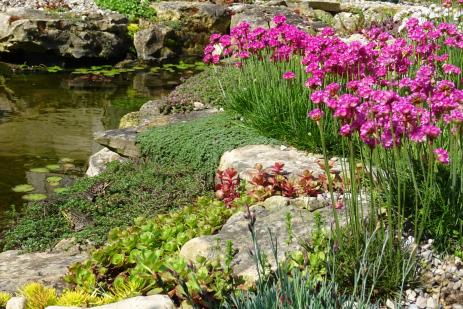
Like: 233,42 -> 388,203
0,68 -> 191,230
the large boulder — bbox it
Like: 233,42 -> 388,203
134,24 -> 178,63
45,295 -> 175,309
86,147 -> 127,177
0,8 -> 129,63
135,1 -> 230,61
180,195 -> 366,286
0,239 -> 88,293
230,3 -> 315,31
94,127 -> 139,158
218,144 -> 342,183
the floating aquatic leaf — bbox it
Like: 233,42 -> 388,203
49,182 -> 60,187
59,158 -> 74,163
30,167 -> 49,173
53,187 -> 69,194
12,184 -> 34,193
46,164 -> 61,171
22,193 -> 47,201
47,176 -> 63,183
47,65 -> 63,73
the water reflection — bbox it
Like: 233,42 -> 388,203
0,70 -> 184,228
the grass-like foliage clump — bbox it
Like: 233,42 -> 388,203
138,113 -> 281,186
221,56 -> 341,152
1,161 -> 209,252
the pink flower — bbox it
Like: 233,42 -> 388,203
273,15 -> 287,25
339,124 -> 352,137
434,148 -> 450,164
282,71 -> 296,80
443,64 -> 462,75
308,108 -> 324,122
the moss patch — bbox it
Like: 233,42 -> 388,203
2,161 -> 209,252
138,112 -> 281,186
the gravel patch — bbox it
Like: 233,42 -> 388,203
401,238 -> 463,308
0,0 -> 108,14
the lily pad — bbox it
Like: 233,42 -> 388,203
46,164 -> 61,171
47,176 -> 63,183
49,182 -> 60,187
54,187 -> 69,194
22,193 -> 47,201
59,158 -> 74,163
12,184 -> 35,193
30,167 -> 49,173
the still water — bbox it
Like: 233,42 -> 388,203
0,69 -> 185,228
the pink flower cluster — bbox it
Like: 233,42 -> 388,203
204,16 -> 463,165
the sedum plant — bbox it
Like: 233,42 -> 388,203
65,197 -> 239,306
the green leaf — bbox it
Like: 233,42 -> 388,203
22,193 -> 47,201
12,184 -> 34,193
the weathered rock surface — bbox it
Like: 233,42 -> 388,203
86,147 -> 127,177
218,144 -> 342,182
45,295 -> 176,309
0,8 -> 129,63
94,127 -> 139,158
135,1 -> 230,62
5,297 -> 26,309
230,3 -> 315,31
180,195 -> 357,286
95,98 -> 218,157
134,24 -> 178,63
307,0 -> 342,13
0,240 -> 88,293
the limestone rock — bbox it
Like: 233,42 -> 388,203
6,297 -> 26,309
230,3 -> 314,31
138,99 -> 165,124
0,8 -> 129,63
150,1 -> 230,57
94,107 -> 219,157
94,128 -> 139,158
119,112 -> 140,129
218,144 -> 341,183
0,248 -> 87,293
86,147 -> 127,177
333,12 -> 362,33
312,9 -> 334,26
180,196 -> 354,286
307,0 -> 341,13
45,295 -> 175,309
134,24 -> 178,63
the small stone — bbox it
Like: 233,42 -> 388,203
6,297 -> 26,309
453,281 -> 461,290
422,250 -> 433,261
407,290 -> 417,302
386,299 -> 395,309
453,305 -> 463,309
193,102 -> 205,111
408,305 -> 418,309
426,297 -> 437,308
416,296 -> 427,308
